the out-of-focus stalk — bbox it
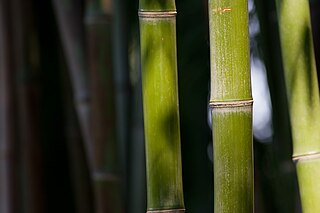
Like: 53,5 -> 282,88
275,0 -> 320,212
85,0 -> 124,212
0,0 -> 18,212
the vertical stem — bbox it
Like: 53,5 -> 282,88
11,0 -> 46,212
85,0 -> 124,212
51,0 -> 93,168
0,1 -> 18,212
275,0 -> 320,212
208,0 -> 253,212
139,0 -> 185,212
254,0 -> 299,212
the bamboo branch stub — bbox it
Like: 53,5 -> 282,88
293,152 -> 320,162
209,99 -> 253,108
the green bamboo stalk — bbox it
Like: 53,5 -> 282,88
275,0 -> 320,212
0,0 -> 18,212
208,0 -> 253,212
139,0 -> 185,212
85,0 -> 124,212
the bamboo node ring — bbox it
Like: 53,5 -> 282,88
292,152 -> 320,162
138,11 -> 177,18
209,99 -> 253,108
146,209 -> 185,213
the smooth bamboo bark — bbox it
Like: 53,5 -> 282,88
85,0 -> 124,212
0,1 -> 18,212
139,0 -> 185,212
275,0 -> 320,212
208,0 -> 253,212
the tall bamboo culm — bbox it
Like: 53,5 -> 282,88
139,0 -> 185,212
85,0 -> 124,212
208,0 -> 253,212
275,0 -> 320,212
0,0 -> 18,212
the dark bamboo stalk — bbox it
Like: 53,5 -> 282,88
61,55 -> 95,213
10,0 -> 46,212
0,0 -> 18,212
51,0 -> 93,168
85,0 -> 124,212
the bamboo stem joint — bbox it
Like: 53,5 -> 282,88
209,99 -> 253,108
138,11 -> 177,18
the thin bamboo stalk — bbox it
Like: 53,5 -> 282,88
0,0 -> 18,212
139,0 -> 185,212
60,50 -> 94,213
208,0 -> 253,212
51,0 -> 93,169
275,0 -> 320,212
85,0 -> 124,212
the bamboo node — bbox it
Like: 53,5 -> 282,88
146,209 -> 185,213
92,172 -> 121,182
292,152 -> 320,162
138,11 -> 177,18
209,99 -> 253,108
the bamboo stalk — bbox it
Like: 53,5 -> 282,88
253,0 -> 299,212
0,0 -> 18,212
208,0 -> 253,212
51,0 -> 93,169
85,0 -> 124,212
10,0 -> 46,212
60,50 -> 94,213
139,0 -> 185,212
275,0 -> 320,212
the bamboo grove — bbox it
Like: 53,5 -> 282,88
1,0 -> 320,212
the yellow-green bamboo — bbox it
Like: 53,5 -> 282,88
139,0 -> 185,212
208,0 -> 253,212
275,0 -> 320,212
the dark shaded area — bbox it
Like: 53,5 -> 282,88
176,0 -> 213,212
35,1 -> 75,212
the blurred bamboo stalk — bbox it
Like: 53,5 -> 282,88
85,0 -> 124,212
208,0 -> 253,212
51,0 -> 95,212
61,54 -> 95,213
51,0 -> 93,168
254,0 -> 299,212
11,0 -> 47,212
139,0 -> 185,212
275,0 -> 320,212
0,0 -> 18,212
